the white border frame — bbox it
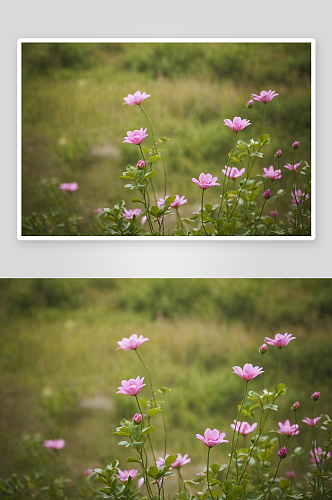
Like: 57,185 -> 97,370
17,38 -> 316,241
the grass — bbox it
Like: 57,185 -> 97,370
21,43 -> 311,235
0,278 -> 331,492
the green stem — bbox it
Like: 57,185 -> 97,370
275,349 -> 282,391
250,198 -> 266,236
177,468 -> 187,492
262,458 -> 282,500
260,103 -> 266,143
226,382 -> 248,481
218,133 -> 237,218
207,447 -> 214,500
201,190 -> 207,235
261,354 -> 264,391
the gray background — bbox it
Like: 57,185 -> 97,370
2,0 -> 329,277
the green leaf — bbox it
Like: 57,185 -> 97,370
244,493 -> 263,500
158,137 -> 170,143
237,140 -> 249,149
130,442 -> 144,450
142,145 -> 149,156
250,151 -> 263,158
279,479 -> 290,490
126,457 -> 141,464
165,196 -> 176,208
95,476 -> 109,485
150,206 -> 160,217
147,408 -> 162,417
147,466 -> 159,479
141,425 -> 157,435
118,441 -> 130,447
144,170 -> 158,179
165,454 -> 178,467
223,481 -> 233,493
263,404 -> 278,411
150,155 -> 162,163
155,387 -> 171,394
93,468 -> 104,474
131,198 -> 144,204
231,485 -> 244,497
139,396 -> 147,409
234,228 -> 250,236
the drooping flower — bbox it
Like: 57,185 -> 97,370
291,402 -> 300,411
286,471 -> 296,479
278,447 -> 287,459
252,90 -> 279,103
192,173 -> 220,190
292,141 -> 300,149
311,392 -> 320,401
222,166 -> 245,179
265,333 -> 296,348
259,343 -> 268,354
117,334 -> 149,351
58,182 -> 78,192
278,420 -> 300,436
223,117 -> 251,132
158,195 -> 187,208
263,189 -> 271,200
310,447 -> 331,465
275,150 -> 282,158
43,439 -> 65,450
232,363 -> 264,382
137,160 -> 148,169
270,210 -> 278,217
123,91 -> 151,106
291,190 -> 310,205
284,163 -> 301,172
230,421 -> 257,436
246,99 -> 254,108
263,166 -> 282,180
84,468 -> 93,476
196,428 -> 228,448
123,208 -> 142,220
302,416 -> 321,427
123,128 -> 148,145
133,413 -> 143,424
116,469 -> 139,482
116,377 -> 146,396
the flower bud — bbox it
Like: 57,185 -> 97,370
292,141 -> 300,149
274,150 -> 282,158
137,160 -> 147,169
311,391 -> 320,401
133,413 -> 143,424
263,189 -> 271,200
278,447 -> 287,459
291,402 -> 300,411
246,99 -> 254,109
259,343 -> 267,354
286,471 -> 295,479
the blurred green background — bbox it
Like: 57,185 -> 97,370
21,42 -> 311,235
0,278 -> 330,493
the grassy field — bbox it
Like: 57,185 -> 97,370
0,279 -> 331,495
21,43 -> 311,235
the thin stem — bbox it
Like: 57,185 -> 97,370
261,354 -> 264,391
177,468 -> 187,492
260,103 -> 266,143
201,190 -> 208,235
207,447 -> 214,500
250,199 -> 267,236
275,348 -> 282,391
262,458 -> 282,500
218,133 -> 237,218
226,382 -> 248,481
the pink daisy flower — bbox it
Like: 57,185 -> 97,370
223,117 -> 251,132
123,91 -> 151,106
252,90 -> 279,103
265,333 -> 296,348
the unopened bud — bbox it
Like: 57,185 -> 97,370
292,141 -> 300,149
311,392 -> 320,401
259,343 -> 267,354
133,413 -> 143,424
274,150 -> 282,158
291,402 -> 300,411
278,447 -> 287,459
246,99 -> 254,109
263,189 -> 271,200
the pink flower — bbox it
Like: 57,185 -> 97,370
259,344 -> 267,354
291,402 -> 300,411
310,447 -> 331,465
291,190 -> 310,205
232,363 -> 264,382
286,471 -> 296,479
43,439 -> 65,450
156,454 -> 191,468
84,468 -> 93,476
123,91 -> 151,106
158,195 -> 188,208
311,392 -> 320,401
192,173 -> 220,190
278,447 -> 287,459
223,117 -> 251,132
230,421 -> 257,436
302,416 -> 321,427
141,216 -> 147,226
116,469 -> 139,482
133,413 -> 143,424
222,167 -> 245,179
123,128 -> 148,145
263,166 -> 282,180
284,163 -> 301,172
196,428 -> 228,448
263,189 -> 271,200
94,208 -> 102,214
246,99 -> 254,108
252,90 -> 279,103
137,160 -> 148,169
265,333 -> 296,348
117,334 -> 149,350
278,420 -> 300,436
275,150 -> 282,158
58,182 -> 78,192
138,478 -> 144,489
123,208 -> 142,220
292,141 -> 300,149
116,377 -> 146,396
270,210 -> 278,217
